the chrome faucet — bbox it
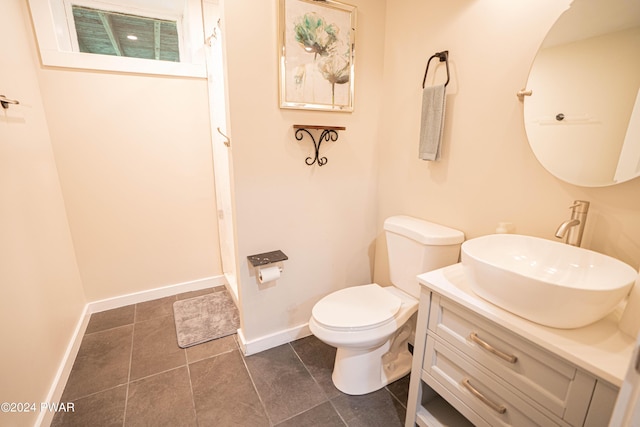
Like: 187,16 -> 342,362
555,200 -> 590,246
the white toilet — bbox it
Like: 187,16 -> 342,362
309,215 -> 464,395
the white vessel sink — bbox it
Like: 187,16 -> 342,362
461,234 -> 637,329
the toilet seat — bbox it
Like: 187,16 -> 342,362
312,284 -> 402,331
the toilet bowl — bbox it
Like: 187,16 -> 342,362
309,215 -> 464,395
309,284 -> 418,395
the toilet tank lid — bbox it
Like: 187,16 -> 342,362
384,215 -> 465,245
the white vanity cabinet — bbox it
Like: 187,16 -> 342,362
405,264 -> 634,427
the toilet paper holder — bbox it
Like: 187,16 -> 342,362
248,250 -> 288,284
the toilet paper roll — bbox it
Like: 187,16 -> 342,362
258,266 -> 281,283
619,271 -> 640,338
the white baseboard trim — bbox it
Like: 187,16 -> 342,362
88,275 -> 226,314
237,323 -> 312,356
37,275 -> 225,426
36,305 -> 91,427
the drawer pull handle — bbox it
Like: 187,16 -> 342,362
462,378 -> 507,414
469,332 -> 518,364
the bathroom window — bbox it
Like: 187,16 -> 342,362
70,6 -> 181,62
27,0 -> 206,77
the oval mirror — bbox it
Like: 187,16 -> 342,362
524,0 -> 640,187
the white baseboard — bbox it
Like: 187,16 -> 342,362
237,323 -> 312,356
37,275 -> 225,426
88,275 -> 226,314
36,305 -> 91,427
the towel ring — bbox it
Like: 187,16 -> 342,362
422,51 -> 450,88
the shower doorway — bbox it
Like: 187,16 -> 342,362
203,0 -> 238,302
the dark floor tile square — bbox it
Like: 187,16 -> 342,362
186,334 -> 237,364
135,295 -> 176,322
291,335 -> 340,399
190,350 -> 269,426
62,325 -> 133,401
275,402 -> 346,427
386,374 -> 410,407
130,315 -> 185,380
331,388 -> 406,427
125,366 -> 196,427
86,305 -> 135,334
52,385 -> 127,427
244,343 -> 327,424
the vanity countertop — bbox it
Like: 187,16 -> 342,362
417,263 -> 635,387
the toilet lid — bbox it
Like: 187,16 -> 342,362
312,284 -> 402,330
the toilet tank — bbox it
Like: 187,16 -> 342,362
384,216 -> 465,299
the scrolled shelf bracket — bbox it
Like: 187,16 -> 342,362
293,125 -> 346,167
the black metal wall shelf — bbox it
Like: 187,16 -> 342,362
293,124 -> 346,166
247,250 -> 288,267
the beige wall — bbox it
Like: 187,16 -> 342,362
223,0 -> 387,342
0,1 -> 85,425
223,0 -> 640,344
374,0 -> 640,285
36,58 -> 223,301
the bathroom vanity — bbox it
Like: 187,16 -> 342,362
405,263 -> 635,427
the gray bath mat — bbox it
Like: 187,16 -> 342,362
173,289 -> 240,348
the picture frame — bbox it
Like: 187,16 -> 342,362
278,0 -> 356,112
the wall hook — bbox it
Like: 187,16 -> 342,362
0,95 -> 20,110
517,88 -> 532,100
216,127 -> 231,147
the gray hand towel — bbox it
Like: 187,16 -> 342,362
419,83 -> 446,161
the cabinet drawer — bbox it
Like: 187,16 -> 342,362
424,336 -> 563,427
427,294 -> 594,423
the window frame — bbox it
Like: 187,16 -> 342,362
28,0 -> 206,78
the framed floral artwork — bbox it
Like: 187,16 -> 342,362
278,0 -> 356,112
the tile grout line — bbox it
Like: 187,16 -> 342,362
288,342 -> 333,402
120,290 -> 221,426
184,363 -> 199,426
55,312 -> 137,418
275,398 -> 344,426
121,304 -> 137,426
84,305 -> 136,336
181,311 -> 199,427
62,383 -> 128,406
287,342 -> 349,426
238,346 -> 275,426
184,333 -> 244,427
385,384 -> 408,410
287,339 -> 407,426
327,399 -> 349,427
126,364 -> 190,384
187,345 -> 238,366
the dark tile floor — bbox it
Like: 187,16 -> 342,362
52,286 -> 409,426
